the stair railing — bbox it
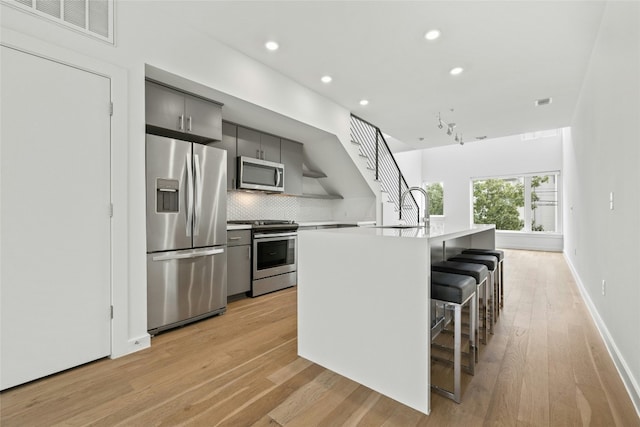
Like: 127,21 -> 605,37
350,114 -> 420,225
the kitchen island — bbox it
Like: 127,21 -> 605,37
297,224 -> 495,415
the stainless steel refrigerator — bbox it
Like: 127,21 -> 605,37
146,134 -> 227,334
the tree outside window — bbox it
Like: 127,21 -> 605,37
473,173 -> 559,232
473,178 -> 524,230
425,182 -> 444,216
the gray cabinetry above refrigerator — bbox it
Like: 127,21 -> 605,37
146,80 -> 222,143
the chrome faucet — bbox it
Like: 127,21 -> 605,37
400,186 -> 430,231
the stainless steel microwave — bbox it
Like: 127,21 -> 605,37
237,156 -> 285,192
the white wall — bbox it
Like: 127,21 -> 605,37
395,150 -> 423,188
418,132 -> 563,250
0,2 -> 371,357
563,1 -> 640,412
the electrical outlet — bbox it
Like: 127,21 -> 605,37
602,279 -> 606,296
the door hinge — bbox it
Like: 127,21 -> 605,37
109,102 -> 113,116
109,203 -> 114,217
110,305 -> 114,319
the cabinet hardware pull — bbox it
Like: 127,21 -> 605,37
179,114 -> 184,131
188,116 -> 192,132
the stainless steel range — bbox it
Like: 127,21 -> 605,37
228,220 -> 298,296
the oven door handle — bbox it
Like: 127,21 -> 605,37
253,232 -> 298,239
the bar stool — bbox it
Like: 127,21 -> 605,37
432,261 -> 489,353
462,249 -> 505,310
430,271 -> 477,403
449,253 -> 499,332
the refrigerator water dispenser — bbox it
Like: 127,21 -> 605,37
156,178 -> 179,213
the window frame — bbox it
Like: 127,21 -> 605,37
471,171 -> 562,234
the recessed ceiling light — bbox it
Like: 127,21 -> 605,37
424,29 -> 441,41
359,99 -> 369,106
265,41 -> 279,51
321,75 -> 332,83
449,67 -> 464,76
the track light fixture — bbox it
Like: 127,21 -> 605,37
436,112 -> 464,145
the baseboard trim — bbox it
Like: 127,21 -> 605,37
563,251 -> 640,418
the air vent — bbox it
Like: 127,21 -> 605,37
3,0 -> 114,43
535,97 -> 553,106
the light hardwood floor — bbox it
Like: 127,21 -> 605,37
1,250 -> 638,426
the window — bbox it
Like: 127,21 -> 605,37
3,0 -> 114,43
530,174 -> 558,232
473,173 -> 559,232
425,182 -> 444,215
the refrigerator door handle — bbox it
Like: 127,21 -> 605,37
186,153 -> 194,237
152,247 -> 225,262
193,154 -> 202,236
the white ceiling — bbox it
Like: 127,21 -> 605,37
172,1 -> 605,151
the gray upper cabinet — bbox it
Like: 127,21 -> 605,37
260,133 -> 281,163
146,81 -> 184,131
208,121 -> 237,190
184,95 -> 222,141
146,80 -> 222,143
281,138 -> 303,196
237,126 -> 281,163
237,126 -> 262,160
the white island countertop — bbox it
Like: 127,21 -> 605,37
297,223 -> 495,415
306,223 -> 495,240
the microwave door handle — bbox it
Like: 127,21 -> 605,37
186,153 -> 193,237
193,154 -> 202,236
275,168 -> 282,187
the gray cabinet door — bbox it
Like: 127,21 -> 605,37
185,95 -> 222,141
209,122 -> 237,189
281,138 -> 303,195
227,245 -> 251,296
146,81 -> 185,132
260,133 -> 281,163
237,126 -> 262,159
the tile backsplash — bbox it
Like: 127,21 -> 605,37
228,191 -> 336,221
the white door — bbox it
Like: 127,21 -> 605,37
0,46 -> 111,390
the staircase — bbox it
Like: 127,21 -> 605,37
350,114 -> 420,225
